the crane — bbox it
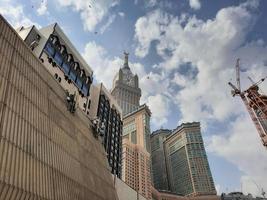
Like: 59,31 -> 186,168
228,59 -> 267,148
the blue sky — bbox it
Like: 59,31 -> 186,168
1,0 -> 267,196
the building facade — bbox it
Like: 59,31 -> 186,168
122,105 -> 152,200
164,122 -> 216,197
150,129 -> 172,191
221,192 -> 267,200
16,23 -> 93,116
0,15 -> 118,200
90,83 -> 123,178
111,52 -> 141,116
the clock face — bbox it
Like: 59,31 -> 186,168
124,74 -> 134,86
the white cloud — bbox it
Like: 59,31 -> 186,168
99,14 -> 116,34
118,12 -> 125,17
146,94 -> 170,126
37,0 -> 48,16
172,72 -> 192,87
146,0 -> 157,7
140,71 -> 171,101
56,0 -> 119,32
138,71 -> 173,128
188,0 -> 201,10
134,0 -> 265,124
0,2 -> 40,28
134,9 -> 170,57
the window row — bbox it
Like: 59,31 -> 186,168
44,35 -> 92,96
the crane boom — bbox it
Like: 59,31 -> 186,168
228,59 -> 267,148
236,58 -> 241,91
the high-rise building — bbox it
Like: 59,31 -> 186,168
150,129 -> 172,191
164,122 -> 216,197
16,23 -> 93,116
122,105 -> 152,200
111,52 -> 152,199
111,52 -> 141,116
89,83 -> 123,178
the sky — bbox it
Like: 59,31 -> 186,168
1,0 -> 267,197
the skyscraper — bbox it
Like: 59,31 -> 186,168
122,105 -> 152,200
164,122 -> 216,196
111,53 -> 152,199
111,52 -> 141,116
150,129 -> 172,191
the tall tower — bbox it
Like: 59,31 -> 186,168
111,52 -> 141,115
150,129 -> 172,191
122,105 -> 152,200
164,122 -> 216,196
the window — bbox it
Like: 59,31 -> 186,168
62,62 -> 70,74
54,51 -> 63,66
69,69 -> 76,82
82,84 -> 89,96
76,77 -> 83,90
88,100 -> 91,109
45,42 -> 55,56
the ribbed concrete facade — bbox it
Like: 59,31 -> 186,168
0,15 -> 118,200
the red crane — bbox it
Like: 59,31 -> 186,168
228,59 -> 267,148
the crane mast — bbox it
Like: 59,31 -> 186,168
228,59 -> 267,148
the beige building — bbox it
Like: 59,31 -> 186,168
16,23 -> 93,116
0,15 -> 118,200
122,105 -> 152,200
164,122 -> 216,197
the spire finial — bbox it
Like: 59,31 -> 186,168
123,51 -> 130,69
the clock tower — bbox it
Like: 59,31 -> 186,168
111,52 -> 141,115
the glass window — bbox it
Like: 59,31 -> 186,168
45,42 -> 55,56
62,62 -> 70,74
82,84 -> 89,96
76,77 -> 83,89
54,52 -> 63,66
69,70 -> 76,82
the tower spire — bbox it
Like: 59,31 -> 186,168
123,51 -> 130,69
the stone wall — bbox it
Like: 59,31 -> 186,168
0,15 -> 118,200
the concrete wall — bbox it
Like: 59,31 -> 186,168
0,15 -> 118,200
114,175 -> 147,200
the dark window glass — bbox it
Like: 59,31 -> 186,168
45,42 -> 55,57
76,77 -> 83,89
54,52 -> 63,66
82,84 -> 89,96
69,70 -> 76,82
62,62 -> 70,74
